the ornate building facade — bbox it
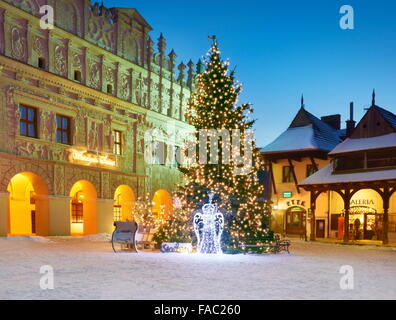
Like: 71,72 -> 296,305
0,0 -> 195,236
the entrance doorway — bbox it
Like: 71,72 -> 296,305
347,206 -> 382,240
316,219 -> 325,238
285,206 -> 306,236
113,185 -> 135,222
7,172 -> 49,236
69,180 -> 97,235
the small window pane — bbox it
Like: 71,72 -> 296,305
62,117 -> 69,129
28,108 -> 35,121
62,132 -> 69,144
56,115 -> 61,128
56,131 -> 62,143
28,124 -> 35,137
20,122 -> 27,135
20,106 -> 26,120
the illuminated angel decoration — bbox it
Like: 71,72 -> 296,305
193,192 -> 224,254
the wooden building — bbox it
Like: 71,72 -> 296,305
300,92 -> 396,244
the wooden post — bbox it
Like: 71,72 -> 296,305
382,187 -> 391,245
342,189 -> 353,243
288,159 -> 300,194
310,191 -> 319,241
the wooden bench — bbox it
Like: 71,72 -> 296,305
239,234 -> 291,254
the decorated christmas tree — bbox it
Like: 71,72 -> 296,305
172,39 -> 273,253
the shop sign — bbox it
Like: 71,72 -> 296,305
283,191 -> 293,198
350,199 -> 374,206
69,149 -> 116,167
286,199 -> 306,208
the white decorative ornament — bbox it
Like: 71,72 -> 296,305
193,191 -> 224,254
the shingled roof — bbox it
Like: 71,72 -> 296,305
376,105 -> 396,130
261,107 -> 343,154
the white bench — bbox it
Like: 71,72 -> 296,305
135,225 -> 157,251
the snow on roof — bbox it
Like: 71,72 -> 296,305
300,164 -> 396,186
261,108 -> 342,154
329,132 -> 396,155
261,125 -> 317,153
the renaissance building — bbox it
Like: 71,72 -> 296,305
262,95 -> 396,244
0,0 -> 195,236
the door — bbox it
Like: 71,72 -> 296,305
286,207 -> 306,235
316,219 -> 325,238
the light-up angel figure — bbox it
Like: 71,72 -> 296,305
193,192 -> 224,254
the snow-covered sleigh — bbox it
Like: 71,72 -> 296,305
111,221 -> 138,253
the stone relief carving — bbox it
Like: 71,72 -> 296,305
105,67 -> 114,83
54,46 -> 67,76
56,1 -> 78,34
120,73 -> 130,100
73,53 -> 82,70
4,0 -> 40,16
103,115 -> 113,152
142,76 -> 150,108
88,60 -> 100,89
87,119 -> 102,151
133,73 -> 142,105
41,110 -> 55,141
32,36 -> 43,56
11,27 -> 25,60
54,164 -> 65,195
87,7 -> 116,52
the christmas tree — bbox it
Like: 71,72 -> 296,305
173,39 -> 273,253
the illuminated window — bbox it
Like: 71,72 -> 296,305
71,192 -> 83,223
71,202 -> 83,223
19,105 -> 38,138
56,115 -> 71,145
113,130 -> 122,155
282,166 -> 295,183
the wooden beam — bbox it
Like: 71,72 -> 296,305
288,158 -> 300,194
269,162 -> 277,195
310,157 -> 318,172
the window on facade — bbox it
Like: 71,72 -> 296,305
113,130 -> 122,155
113,205 -> 122,222
56,115 -> 71,145
306,164 -> 317,177
19,105 -> 38,138
38,57 -> 45,69
282,166 -> 295,183
71,202 -> 83,223
367,149 -> 396,169
74,70 -> 82,82
334,154 -> 365,172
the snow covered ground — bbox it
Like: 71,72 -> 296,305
0,236 -> 395,300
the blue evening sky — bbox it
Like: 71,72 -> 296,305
103,0 -> 396,147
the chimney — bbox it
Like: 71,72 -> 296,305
346,102 -> 356,137
321,114 -> 341,130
